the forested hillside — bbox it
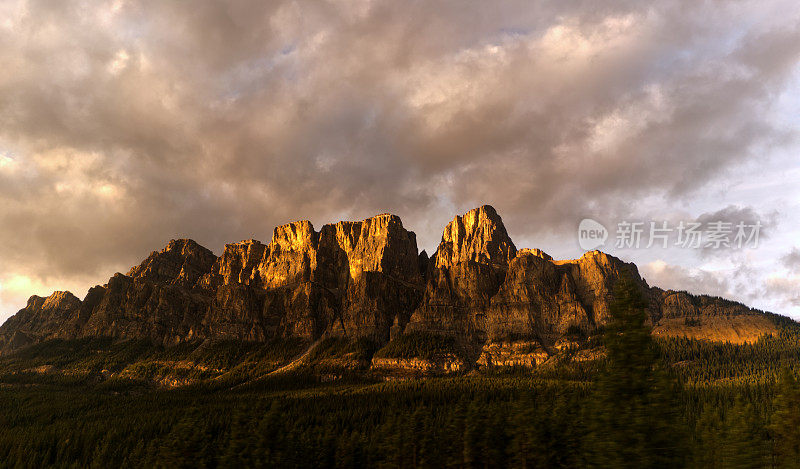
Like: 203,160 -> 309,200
2,278 -> 799,468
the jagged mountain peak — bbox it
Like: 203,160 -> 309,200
435,205 -> 517,269
127,238 -> 217,287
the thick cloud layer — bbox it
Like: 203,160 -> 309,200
1,0 -> 800,320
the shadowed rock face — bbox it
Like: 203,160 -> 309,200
0,206 -> 785,355
127,239 -> 217,287
0,292 -> 83,343
485,251 -> 590,344
483,249 -> 647,348
321,214 -> 424,340
200,239 -> 268,289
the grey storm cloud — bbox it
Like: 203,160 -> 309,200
781,247 -> 800,274
695,206 -> 778,234
693,205 -> 779,257
1,0 -> 800,315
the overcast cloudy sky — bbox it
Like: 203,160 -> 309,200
1,0 -> 800,322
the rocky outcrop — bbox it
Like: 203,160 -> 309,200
477,340 -> 550,368
482,249 -> 646,348
0,206 -> 787,358
649,289 -> 781,344
371,355 -> 465,374
0,212 -> 427,353
258,220 -> 319,289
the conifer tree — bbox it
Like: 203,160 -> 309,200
586,274 -> 685,468
771,365 -> 800,467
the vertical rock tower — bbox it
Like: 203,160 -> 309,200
406,205 -> 516,340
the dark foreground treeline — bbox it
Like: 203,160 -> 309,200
2,279 -> 800,468
4,373 -> 800,468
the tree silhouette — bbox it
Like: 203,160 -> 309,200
771,366 -> 800,466
586,274 -> 685,468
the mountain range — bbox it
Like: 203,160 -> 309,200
0,205 -> 784,371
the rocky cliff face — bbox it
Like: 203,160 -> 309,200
0,206 -> 783,356
405,206 -> 645,352
324,214 -> 424,339
406,206 -> 516,342
195,214 -> 424,342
